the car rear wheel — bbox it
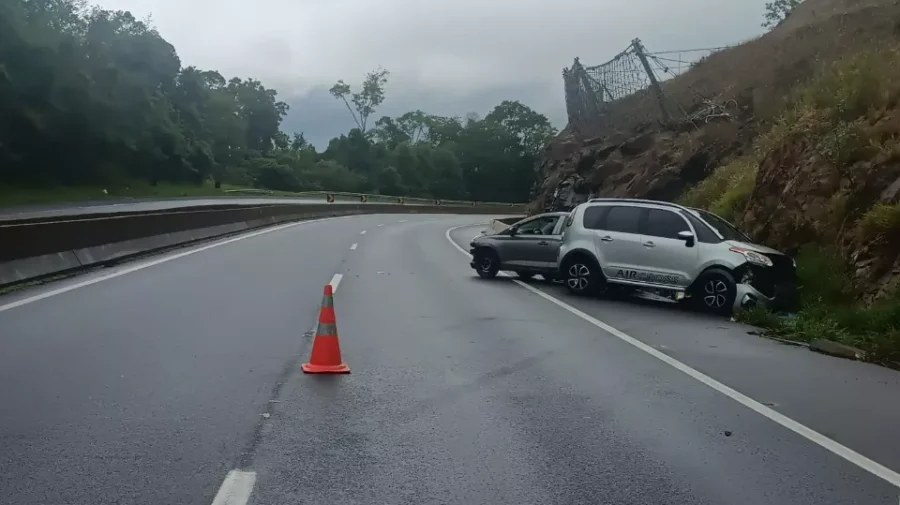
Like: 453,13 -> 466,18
693,269 -> 737,315
474,251 -> 500,279
563,257 -> 603,296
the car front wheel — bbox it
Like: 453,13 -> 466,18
474,251 -> 500,279
693,269 -> 737,315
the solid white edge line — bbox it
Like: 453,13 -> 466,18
0,216 -> 340,314
350,243 -> 358,250
329,273 -> 344,293
444,224 -> 900,489
360,230 -> 367,235
210,470 -> 256,505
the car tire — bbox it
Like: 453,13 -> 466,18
474,250 -> 500,279
515,271 -> 535,280
692,268 -> 737,315
562,256 -> 603,296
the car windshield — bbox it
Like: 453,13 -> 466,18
693,209 -> 752,242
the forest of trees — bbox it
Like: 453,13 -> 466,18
0,0 -> 557,203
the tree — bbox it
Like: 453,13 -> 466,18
329,67 -> 389,134
763,0 -> 802,28
424,116 -> 464,146
227,77 -> 289,154
290,132 -> 309,151
484,100 -> 557,158
0,1 -> 558,204
396,110 -> 430,143
371,116 -> 409,149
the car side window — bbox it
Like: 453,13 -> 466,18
550,217 -> 565,235
516,216 -> 555,235
644,209 -> 691,239
583,206 -> 609,230
602,206 -> 642,234
680,210 -> 721,243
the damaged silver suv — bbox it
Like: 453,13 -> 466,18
557,198 -> 797,314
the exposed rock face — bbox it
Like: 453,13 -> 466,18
530,123 -> 746,213
529,0 -> 900,301
742,114 -> 900,301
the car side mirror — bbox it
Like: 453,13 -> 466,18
507,227 -> 517,236
677,230 -> 695,247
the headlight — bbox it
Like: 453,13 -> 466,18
729,246 -> 773,267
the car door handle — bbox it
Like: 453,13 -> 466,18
600,236 -> 614,242
643,241 -> 655,248
537,240 -> 550,246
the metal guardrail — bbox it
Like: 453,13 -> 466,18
223,188 -> 523,207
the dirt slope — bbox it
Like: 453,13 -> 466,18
533,0 -> 900,214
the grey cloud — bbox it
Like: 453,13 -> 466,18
96,0 -> 771,144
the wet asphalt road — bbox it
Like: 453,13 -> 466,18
2,215 -> 900,504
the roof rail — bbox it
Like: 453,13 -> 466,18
587,197 -> 684,209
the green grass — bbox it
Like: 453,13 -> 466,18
679,157 -> 758,222
736,246 -> 900,368
686,47 -> 900,368
858,202 -> 900,242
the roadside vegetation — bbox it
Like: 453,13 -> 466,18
0,0 -> 555,208
739,245 -> 900,368
681,46 -> 900,368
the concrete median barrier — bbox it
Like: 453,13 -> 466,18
0,202 -> 524,286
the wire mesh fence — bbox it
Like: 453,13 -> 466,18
563,39 -> 726,134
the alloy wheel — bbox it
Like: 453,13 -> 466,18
567,263 -> 591,291
703,279 -> 729,309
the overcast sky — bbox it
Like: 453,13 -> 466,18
94,0 -> 771,148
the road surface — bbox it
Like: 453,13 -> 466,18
2,214 -> 900,504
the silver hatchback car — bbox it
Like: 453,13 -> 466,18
556,198 -> 797,314
469,212 -> 569,281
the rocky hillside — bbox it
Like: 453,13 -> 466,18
532,0 -> 900,300
531,0 -> 900,364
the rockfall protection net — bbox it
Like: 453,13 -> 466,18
562,41 -> 726,134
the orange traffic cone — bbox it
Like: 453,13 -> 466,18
301,284 -> 350,374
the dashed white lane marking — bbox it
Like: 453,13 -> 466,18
399,219 -> 408,223
0,217 -> 339,314
350,243 -> 358,251
377,223 -> 385,227
210,470 -> 256,505
329,273 -> 344,293
360,230 -> 367,235
445,224 -> 900,489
